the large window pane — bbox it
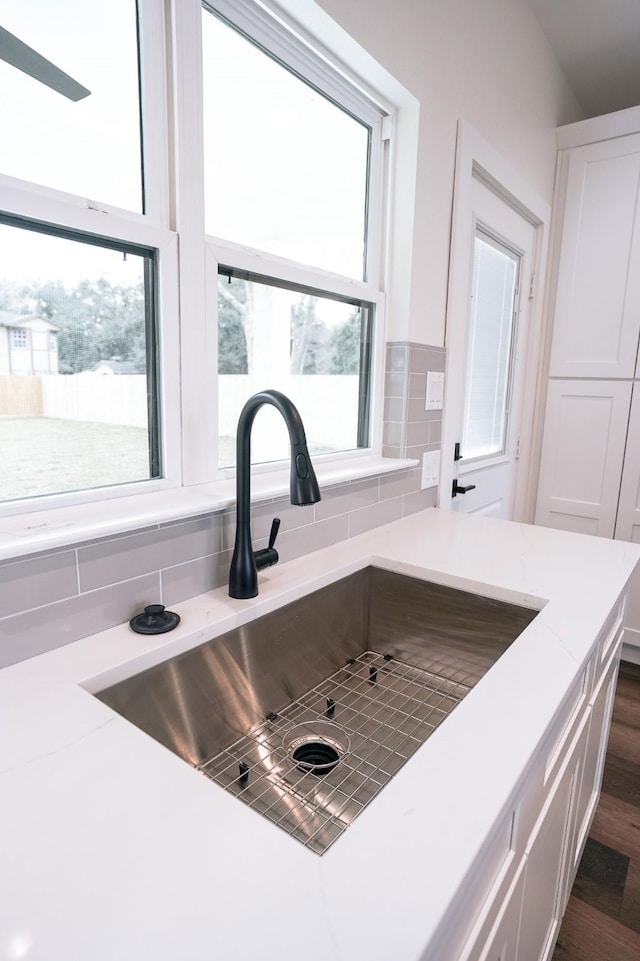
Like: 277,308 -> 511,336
218,271 -> 372,468
0,221 -> 159,502
461,232 -> 519,460
202,8 -> 370,279
0,0 -> 142,211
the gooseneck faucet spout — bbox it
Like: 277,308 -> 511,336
229,390 -> 321,599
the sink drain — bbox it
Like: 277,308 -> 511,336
282,721 -> 350,776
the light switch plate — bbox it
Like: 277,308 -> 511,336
421,450 -> 440,489
426,371 -> 445,410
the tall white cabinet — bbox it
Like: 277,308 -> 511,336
536,106 -> 640,659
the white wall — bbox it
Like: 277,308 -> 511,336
311,0 -> 584,347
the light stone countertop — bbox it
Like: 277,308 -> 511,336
1,508 -> 638,961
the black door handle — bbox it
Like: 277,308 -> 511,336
452,479 -> 476,497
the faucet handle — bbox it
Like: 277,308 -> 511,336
254,516 -> 281,572
268,517 -> 281,550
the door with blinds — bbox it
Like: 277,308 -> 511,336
451,178 -> 536,518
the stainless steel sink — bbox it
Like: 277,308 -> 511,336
96,567 -> 537,854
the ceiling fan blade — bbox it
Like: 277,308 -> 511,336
0,26 -> 90,101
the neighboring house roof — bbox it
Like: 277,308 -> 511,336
0,310 -> 60,332
91,358 -> 141,374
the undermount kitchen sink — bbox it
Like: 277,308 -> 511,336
96,567 -> 538,854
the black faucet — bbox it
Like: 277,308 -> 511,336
228,389 -> 321,599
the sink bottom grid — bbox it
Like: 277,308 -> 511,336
199,650 -> 471,855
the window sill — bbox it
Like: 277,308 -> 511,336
0,456 -> 418,562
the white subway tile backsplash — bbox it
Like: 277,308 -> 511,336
408,372 -> 427,398
382,444 -> 403,459
380,468 -> 422,501
410,346 -> 446,374
406,444 -> 430,463
314,478 -> 380,521
383,397 -> 405,422
348,497 -> 404,538
276,515 -> 348,562
407,396 -> 428,422
0,573 -> 160,668
429,420 -> 443,445
383,421 -> 405,448
0,550 -> 78,618
386,344 -> 408,372
406,421 -> 429,447
385,372 -> 407,398
222,500 -> 315,551
162,550 -> 232,606
403,488 -> 438,514
78,516 -> 223,592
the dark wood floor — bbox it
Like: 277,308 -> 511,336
552,659 -> 640,960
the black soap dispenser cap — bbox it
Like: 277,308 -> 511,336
129,604 -> 180,635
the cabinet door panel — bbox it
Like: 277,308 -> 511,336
476,861 -> 526,961
570,652 -> 619,890
614,384 -> 640,651
535,380 -> 632,537
615,384 -> 640,543
550,135 -> 640,378
518,718 -> 588,961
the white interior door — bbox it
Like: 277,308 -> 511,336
450,178 -> 536,519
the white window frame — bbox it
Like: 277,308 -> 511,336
0,0 -> 178,518
10,329 -> 28,350
0,186 -> 181,516
0,0 -> 419,545
181,0 -> 391,484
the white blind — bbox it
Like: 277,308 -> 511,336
462,232 -> 519,460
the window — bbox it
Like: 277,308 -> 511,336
10,329 -> 28,350
461,229 -> 521,461
0,218 -> 160,501
203,0 -> 386,470
0,0 -> 173,507
0,0 -> 393,514
217,269 -> 373,468
0,0 -> 143,210
202,9 -> 370,279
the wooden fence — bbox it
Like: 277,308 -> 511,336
0,376 -> 43,416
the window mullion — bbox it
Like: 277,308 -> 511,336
137,0 -> 171,226
169,0 -> 217,485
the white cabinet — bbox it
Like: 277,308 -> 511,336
518,719 -> 588,961
474,862 -> 526,961
570,650 -> 619,878
536,110 -> 640,656
549,135 -> 640,379
456,614 -> 624,961
535,380 -> 632,536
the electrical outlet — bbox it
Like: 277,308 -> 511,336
421,450 -> 440,489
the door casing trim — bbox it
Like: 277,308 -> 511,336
441,120 -> 551,522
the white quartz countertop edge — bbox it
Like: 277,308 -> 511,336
1,508 -> 639,961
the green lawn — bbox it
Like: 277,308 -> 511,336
1,419 -> 342,502
0,417 -> 151,501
